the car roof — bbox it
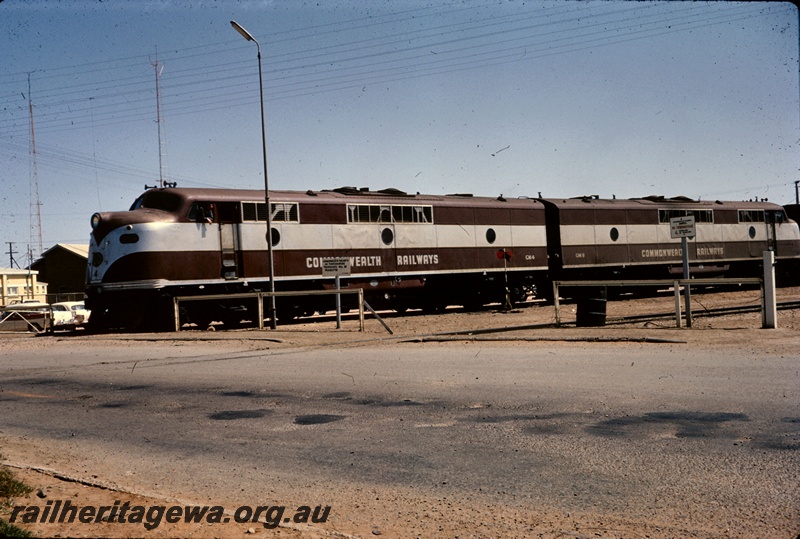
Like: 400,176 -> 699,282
3,302 -> 49,310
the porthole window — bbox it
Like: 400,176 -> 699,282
609,227 -> 619,242
381,228 -> 394,245
270,228 -> 281,246
748,226 -> 756,239
486,228 -> 496,244
120,233 -> 139,244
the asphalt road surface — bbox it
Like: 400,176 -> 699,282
1,332 -> 798,538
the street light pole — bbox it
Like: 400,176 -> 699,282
231,20 -> 277,330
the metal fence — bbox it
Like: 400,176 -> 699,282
173,288 -> 366,332
552,278 -> 765,328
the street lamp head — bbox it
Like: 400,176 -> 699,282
230,20 -> 255,42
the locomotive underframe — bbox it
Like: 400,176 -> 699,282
86,268 -> 542,331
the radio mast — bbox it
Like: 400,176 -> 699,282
27,73 -> 43,260
151,51 -> 170,189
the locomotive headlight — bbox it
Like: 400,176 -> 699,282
90,213 -> 101,230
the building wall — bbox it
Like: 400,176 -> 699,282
30,246 -> 87,302
1,270 -> 48,305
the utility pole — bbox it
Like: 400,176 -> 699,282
27,74 -> 43,259
6,242 -> 19,269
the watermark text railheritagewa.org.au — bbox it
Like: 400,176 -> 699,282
9,500 -> 331,530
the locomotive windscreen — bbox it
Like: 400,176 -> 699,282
129,190 -> 184,212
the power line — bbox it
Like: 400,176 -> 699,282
0,2 -> 781,140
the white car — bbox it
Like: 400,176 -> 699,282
51,301 -> 91,329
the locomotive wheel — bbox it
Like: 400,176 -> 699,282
279,305 -> 301,322
461,301 -> 484,312
510,287 -> 528,306
421,302 -> 446,314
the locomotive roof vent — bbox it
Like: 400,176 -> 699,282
642,195 -> 697,203
329,186 -> 410,197
331,186 -> 361,195
377,187 -> 408,196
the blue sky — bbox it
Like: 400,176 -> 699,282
1,0 -> 798,262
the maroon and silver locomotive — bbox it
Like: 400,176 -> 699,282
541,195 -> 800,280
86,187 -> 548,329
85,187 -> 800,330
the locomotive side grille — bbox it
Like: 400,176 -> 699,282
241,202 -> 299,223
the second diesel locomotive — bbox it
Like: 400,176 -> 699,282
85,186 -> 800,330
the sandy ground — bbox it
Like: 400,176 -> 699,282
2,286 -> 799,538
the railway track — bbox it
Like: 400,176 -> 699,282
606,299 -> 800,325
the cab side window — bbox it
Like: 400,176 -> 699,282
188,202 -> 216,223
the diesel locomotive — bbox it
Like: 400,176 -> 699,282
85,186 -> 800,330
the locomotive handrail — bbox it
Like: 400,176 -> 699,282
552,277 -> 763,328
172,288 -> 365,332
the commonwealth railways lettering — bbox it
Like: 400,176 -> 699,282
397,254 -> 439,266
641,248 -> 683,258
697,247 -> 724,256
641,247 -> 725,259
306,256 -> 381,269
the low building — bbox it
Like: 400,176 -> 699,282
29,244 -> 88,303
0,268 -> 48,305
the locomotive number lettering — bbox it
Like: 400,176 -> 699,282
575,252 -> 585,258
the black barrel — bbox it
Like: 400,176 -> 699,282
575,286 -> 607,327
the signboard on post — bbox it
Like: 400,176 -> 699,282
322,258 -> 350,329
669,215 -> 695,327
322,258 -> 351,277
670,216 -> 696,239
